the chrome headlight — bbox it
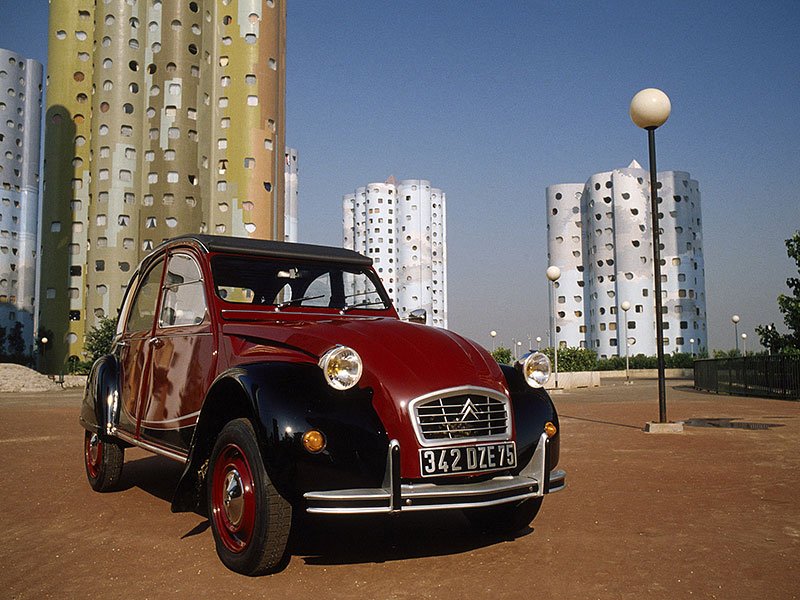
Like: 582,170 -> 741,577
318,346 -> 363,390
520,352 -> 551,388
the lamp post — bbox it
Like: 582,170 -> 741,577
689,338 -> 695,357
512,337 -> 518,360
517,340 -> 523,359
741,333 -> 747,356
621,301 -> 631,384
630,87 -> 671,424
490,330 -> 497,352
40,336 -> 48,372
536,336 -> 542,351
732,315 -> 740,354
546,265 -> 561,389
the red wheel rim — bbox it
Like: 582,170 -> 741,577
85,432 -> 103,479
211,443 -> 256,553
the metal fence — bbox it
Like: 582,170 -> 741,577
693,356 -> 800,400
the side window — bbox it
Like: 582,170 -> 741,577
159,253 -> 207,328
125,260 -> 164,333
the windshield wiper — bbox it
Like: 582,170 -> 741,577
276,294 -> 325,308
341,299 -> 388,312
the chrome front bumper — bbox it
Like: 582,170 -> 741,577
304,433 -> 566,515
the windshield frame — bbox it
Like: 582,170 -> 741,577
208,252 -> 395,315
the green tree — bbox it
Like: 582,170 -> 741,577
7,321 -> 26,360
491,346 -> 513,365
541,346 -> 598,372
756,231 -> 800,354
85,316 -> 119,363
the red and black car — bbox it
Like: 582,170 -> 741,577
80,234 -> 565,575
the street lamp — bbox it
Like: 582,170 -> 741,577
490,330 -> 497,351
689,338 -> 695,357
546,265 -> 561,389
621,301 -> 631,384
536,336 -> 542,351
40,336 -> 49,372
630,87 -> 671,424
517,340 -> 523,360
732,315 -> 740,354
741,333 -> 747,356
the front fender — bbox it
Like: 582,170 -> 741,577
500,364 -> 560,471
78,354 -> 121,437
171,361 -> 388,513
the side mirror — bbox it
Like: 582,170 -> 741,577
407,308 -> 427,325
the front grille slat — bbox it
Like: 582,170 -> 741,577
413,392 -> 510,442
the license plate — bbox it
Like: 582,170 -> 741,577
419,442 -> 516,477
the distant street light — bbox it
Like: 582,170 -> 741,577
490,330 -> 497,351
630,87 -> 671,424
732,315 -> 740,354
689,337 -> 695,357
536,336 -> 542,351
546,265 -> 561,389
517,340 -> 523,360
40,336 -> 49,373
621,301 -> 631,384
741,333 -> 747,356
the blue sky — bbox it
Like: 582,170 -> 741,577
3,0 -> 798,352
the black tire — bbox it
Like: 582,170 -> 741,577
84,430 -> 125,492
465,497 -> 543,534
207,418 -> 292,576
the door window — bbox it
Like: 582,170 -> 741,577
159,253 -> 207,327
125,260 -> 164,333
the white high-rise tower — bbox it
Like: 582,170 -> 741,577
343,178 -> 447,328
546,161 -> 706,358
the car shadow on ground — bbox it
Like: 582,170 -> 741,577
119,455 -> 536,567
292,512 -> 532,566
118,455 -> 184,503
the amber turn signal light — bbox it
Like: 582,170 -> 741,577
302,429 -> 326,453
544,422 -> 557,438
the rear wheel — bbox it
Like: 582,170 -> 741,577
84,430 -> 124,492
207,418 -> 292,576
465,497 -> 543,534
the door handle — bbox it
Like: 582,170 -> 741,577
150,337 -> 164,349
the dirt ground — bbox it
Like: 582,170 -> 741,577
1,379 -> 798,599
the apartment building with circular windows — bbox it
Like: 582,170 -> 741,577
0,48 -> 42,355
343,178 -> 448,328
547,161 -> 706,358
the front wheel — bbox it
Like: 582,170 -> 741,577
84,430 -> 124,492
464,497 -> 543,534
207,418 -> 292,576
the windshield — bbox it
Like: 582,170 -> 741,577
210,255 -> 392,311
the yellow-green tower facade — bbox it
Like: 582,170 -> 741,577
41,0 -> 286,372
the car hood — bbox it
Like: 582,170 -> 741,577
223,315 -> 510,436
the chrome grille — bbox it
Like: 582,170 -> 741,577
412,391 -> 510,444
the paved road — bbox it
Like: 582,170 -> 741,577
1,381 -> 798,599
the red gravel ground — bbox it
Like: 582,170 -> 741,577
1,379 -> 798,599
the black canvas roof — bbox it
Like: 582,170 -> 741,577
162,234 -> 372,266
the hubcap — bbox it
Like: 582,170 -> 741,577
88,433 -> 101,465
211,443 -> 256,553
222,469 -> 244,527
85,432 -> 102,478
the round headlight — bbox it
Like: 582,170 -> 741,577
319,346 -> 363,390
520,352 -> 551,388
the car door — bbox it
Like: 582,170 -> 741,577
117,256 -> 165,436
137,250 -> 217,452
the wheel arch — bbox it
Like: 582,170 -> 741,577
499,363 -> 560,470
79,354 -> 121,437
171,370 -> 257,514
